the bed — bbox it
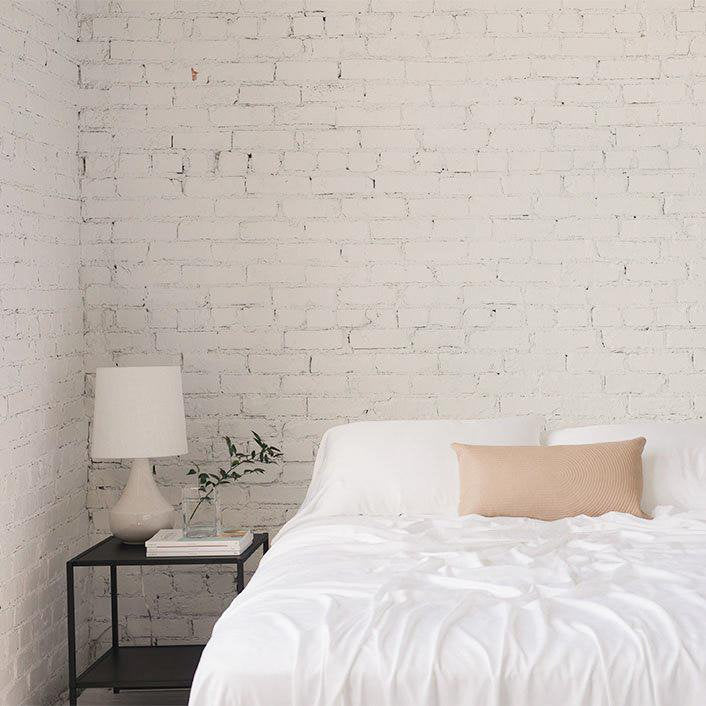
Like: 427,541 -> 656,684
189,418 -> 706,706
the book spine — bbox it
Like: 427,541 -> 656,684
145,542 -> 252,552
146,553 -> 242,557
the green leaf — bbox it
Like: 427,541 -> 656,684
224,436 -> 237,457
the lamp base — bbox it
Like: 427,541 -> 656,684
109,458 -> 174,544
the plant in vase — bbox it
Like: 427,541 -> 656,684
183,431 -> 282,538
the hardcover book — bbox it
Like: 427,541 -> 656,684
146,529 -> 253,555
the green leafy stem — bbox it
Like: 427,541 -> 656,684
186,431 -> 282,524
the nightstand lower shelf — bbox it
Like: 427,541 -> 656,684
77,645 -> 204,690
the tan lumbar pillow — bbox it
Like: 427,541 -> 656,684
453,438 -> 648,521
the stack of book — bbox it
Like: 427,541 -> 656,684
146,529 -> 253,557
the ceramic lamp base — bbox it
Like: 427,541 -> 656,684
109,458 -> 174,544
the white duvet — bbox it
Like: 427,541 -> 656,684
190,508 -> 706,706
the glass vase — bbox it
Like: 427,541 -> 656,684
182,486 -> 220,538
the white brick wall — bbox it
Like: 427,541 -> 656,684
77,0 -> 706,650
0,2 -> 89,705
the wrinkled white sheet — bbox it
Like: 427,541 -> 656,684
189,509 -> 706,706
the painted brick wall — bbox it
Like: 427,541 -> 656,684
0,2 -> 89,705
78,0 -> 706,647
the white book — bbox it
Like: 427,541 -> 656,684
146,529 -> 253,551
146,547 -> 248,557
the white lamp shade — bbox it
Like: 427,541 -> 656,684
91,366 -> 188,460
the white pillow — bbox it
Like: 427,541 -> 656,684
300,416 -> 544,517
546,422 -> 706,513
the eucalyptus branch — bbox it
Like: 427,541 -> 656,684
186,431 -> 282,524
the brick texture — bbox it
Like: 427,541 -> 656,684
75,0 -> 706,655
0,2 -> 90,705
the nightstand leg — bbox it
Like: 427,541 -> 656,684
236,566 -> 244,594
110,565 -> 120,693
66,563 -> 77,706
263,536 -> 269,554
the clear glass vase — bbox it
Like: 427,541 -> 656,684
182,486 -> 220,538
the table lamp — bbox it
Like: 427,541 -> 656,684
91,365 -> 188,544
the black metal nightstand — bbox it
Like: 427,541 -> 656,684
66,533 -> 269,705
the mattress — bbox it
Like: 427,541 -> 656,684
189,508 -> 706,706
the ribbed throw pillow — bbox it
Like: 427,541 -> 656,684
453,438 -> 648,521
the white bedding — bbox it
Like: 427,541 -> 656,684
189,508 -> 706,706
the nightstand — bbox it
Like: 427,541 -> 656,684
66,533 -> 269,705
